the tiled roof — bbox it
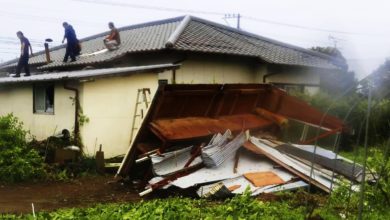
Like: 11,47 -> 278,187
0,15 -> 341,71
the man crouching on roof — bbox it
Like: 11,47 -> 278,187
104,22 -> 121,51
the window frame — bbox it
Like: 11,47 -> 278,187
33,83 -> 55,115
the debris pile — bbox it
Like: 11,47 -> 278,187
139,131 -> 368,197
116,84 -> 372,198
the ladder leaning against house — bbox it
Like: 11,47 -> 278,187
129,88 -> 151,145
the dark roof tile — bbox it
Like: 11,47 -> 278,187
0,15 -> 340,71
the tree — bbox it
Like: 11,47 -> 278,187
369,59 -> 390,98
310,47 -> 356,94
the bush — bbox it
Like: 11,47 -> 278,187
292,91 -> 390,146
1,191 -> 306,219
321,141 -> 390,219
0,114 -> 47,182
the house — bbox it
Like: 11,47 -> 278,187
0,15 -> 344,158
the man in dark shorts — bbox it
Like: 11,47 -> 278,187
103,22 -> 121,50
62,22 -> 80,62
13,31 -> 33,77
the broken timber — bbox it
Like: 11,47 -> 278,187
117,84 -> 346,178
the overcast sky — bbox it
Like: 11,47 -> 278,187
1,0 -> 389,79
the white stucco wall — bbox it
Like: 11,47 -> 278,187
175,55 -> 258,84
0,83 -> 75,140
264,67 -> 325,94
265,69 -> 320,85
80,72 -> 159,158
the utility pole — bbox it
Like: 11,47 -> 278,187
328,35 -> 346,49
224,13 -> 241,29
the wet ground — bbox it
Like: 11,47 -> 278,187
0,175 -> 141,214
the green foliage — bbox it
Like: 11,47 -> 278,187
292,91 -> 390,145
0,114 -> 47,182
2,192 -> 306,219
367,59 -> 390,98
321,142 -> 390,219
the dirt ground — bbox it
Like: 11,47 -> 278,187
0,175 -> 141,214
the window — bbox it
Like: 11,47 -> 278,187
273,83 -> 304,94
33,84 -> 54,114
158,79 -> 168,86
283,85 -> 304,94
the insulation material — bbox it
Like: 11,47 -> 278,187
243,171 -> 285,187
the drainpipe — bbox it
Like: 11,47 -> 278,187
172,69 -> 176,84
63,82 -> 80,141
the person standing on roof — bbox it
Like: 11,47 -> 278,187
62,22 -> 80,62
12,31 -> 33,77
103,22 -> 121,50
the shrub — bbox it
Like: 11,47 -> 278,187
321,141 -> 390,219
292,91 -> 390,146
0,114 -> 47,182
1,192 -> 306,219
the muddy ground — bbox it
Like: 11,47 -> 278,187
0,175 -> 141,214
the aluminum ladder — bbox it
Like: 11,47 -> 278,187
129,88 -> 151,145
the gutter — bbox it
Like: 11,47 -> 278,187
63,82 -> 80,142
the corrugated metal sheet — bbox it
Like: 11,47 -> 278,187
0,64 -> 179,84
171,148 -> 294,189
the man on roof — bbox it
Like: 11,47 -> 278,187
12,31 -> 33,77
62,22 -> 80,62
103,22 -> 121,51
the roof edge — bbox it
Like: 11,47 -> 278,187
0,63 -> 181,85
188,15 -> 341,65
0,16 -> 186,69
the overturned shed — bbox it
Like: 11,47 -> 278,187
117,84 -> 345,179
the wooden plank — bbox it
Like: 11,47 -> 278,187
248,139 -> 331,193
244,171 -> 285,187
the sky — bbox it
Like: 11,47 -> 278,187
1,0 -> 389,79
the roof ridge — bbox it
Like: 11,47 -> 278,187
0,16 -> 186,69
188,15 -> 339,63
82,15 -> 186,43
165,15 -> 192,48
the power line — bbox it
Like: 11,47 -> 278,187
73,0 -> 388,37
244,16 -> 364,35
74,0 -> 224,16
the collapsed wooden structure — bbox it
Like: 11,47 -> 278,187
116,84 -> 367,196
